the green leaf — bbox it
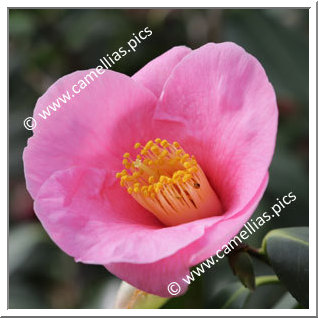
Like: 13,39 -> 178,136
209,275 -> 279,309
244,282 -> 287,309
261,227 -> 309,308
272,292 -> 299,309
209,281 -> 250,309
228,251 -> 255,291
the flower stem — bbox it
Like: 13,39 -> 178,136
244,245 -> 271,266
229,242 -> 271,266
255,275 -> 280,287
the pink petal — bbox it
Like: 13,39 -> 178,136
34,164 -> 268,297
189,173 -> 269,265
107,174 -> 269,297
34,166 -> 215,264
153,42 -> 278,218
23,69 -> 157,199
132,46 -> 191,97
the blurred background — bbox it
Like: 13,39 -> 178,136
9,9 -> 309,309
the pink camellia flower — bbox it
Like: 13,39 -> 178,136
23,42 -> 278,298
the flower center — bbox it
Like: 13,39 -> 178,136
116,139 -> 222,226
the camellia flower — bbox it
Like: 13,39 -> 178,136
23,42 -> 278,298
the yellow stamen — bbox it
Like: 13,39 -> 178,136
116,139 -> 222,226
127,187 -> 133,194
148,176 -> 155,184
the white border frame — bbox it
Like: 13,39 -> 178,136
3,1 -> 316,316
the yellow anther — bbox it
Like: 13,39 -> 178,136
148,176 -> 155,184
122,158 -> 129,165
120,179 -> 125,186
148,160 -> 153,166
167,178 -> 173,184
134,142 -> 141,149
159,150 -> 168,158
133,171 -> 141,178
173,141 -> 180,148
173,170 -> 184,177
188,166 -> 198,174
181,154 -> 190,163
141,149 -> 147,155
159,175 -> 166,183
155,138 -> 161,143
136,154 -> 141,160
182,174 -> 192,183
191,158 -> 197,165
127,187 -> 133,194
150,145 -> 160,155
133,183 -> 140,193
184,162 -> 192,169
176,149 -> 183,155
145,140 -> 154,150
123,153 -> 130,158
116,172 -> 122,178
154,183 -> 163,193
160,139 -> 169,148
124,163 -> 131,169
